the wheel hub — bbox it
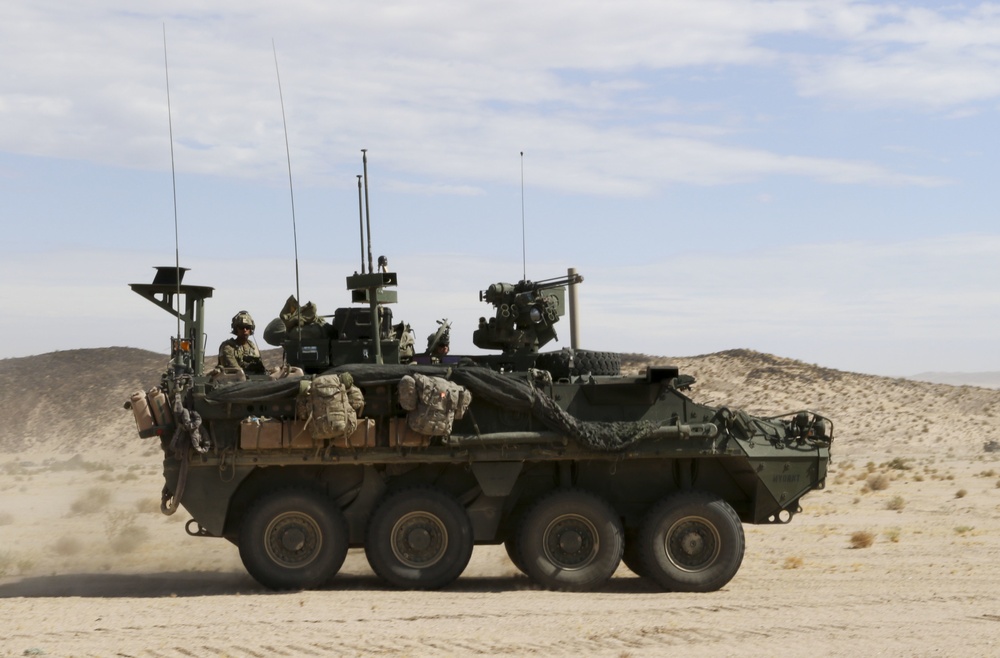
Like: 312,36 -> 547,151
679,531 -> 704,556
665,516 -> 720,572
544,514 -> 598,570
391,512 -> 448,568
281,528 -> 307,552
264,512 -> 322,569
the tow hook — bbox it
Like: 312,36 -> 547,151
185,519 -> 213,537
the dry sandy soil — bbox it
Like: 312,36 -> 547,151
2,350 -> 1000,656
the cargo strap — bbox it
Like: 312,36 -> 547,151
170,393 -> 208,454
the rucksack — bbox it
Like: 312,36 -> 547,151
303,374 -> 360,440
397,373 -> 471,436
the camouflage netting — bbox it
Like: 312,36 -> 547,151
205,363 -> 666,451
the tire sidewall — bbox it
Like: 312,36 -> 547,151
238,488 -> 347,591
365,488 -> 473,589
517,489 -> 623,592
639,492 -> 744,593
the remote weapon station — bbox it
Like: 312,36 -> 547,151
127,157 -> 832,593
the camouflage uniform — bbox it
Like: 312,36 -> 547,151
218,338 -> 266,374
219,310 -> 266,374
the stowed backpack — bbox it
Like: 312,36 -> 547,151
300,373 -> 364,440
397,373 -> 471,436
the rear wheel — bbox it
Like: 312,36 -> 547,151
238,488 -> 348,591
504,533 -> 528,575
636,491 -> 744,592
517,489 -> 623,592
621,528 -> 650,578
365,487 -> 473,589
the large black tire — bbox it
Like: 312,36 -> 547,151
574,350 -> 621,376
238,488 -> 349,591
517,489 -> 623,592
365,487 -> 474,590
621,528 -> 650,578
504,534 -> 528,576
636,491 -> 745,592
536,349 -> 621,379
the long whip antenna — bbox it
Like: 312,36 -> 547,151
520,150 -> 526,281
357,175 -> 366,273
273,40 -> 301,317
162,25 -> 182,350
362,149 -> 374,274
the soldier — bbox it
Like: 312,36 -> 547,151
219,310 -> 267,374
426,320 -> 451,363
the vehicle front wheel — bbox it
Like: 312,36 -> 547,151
636,491 -> 744,592
517,489 -> 623,592
238,488 -> 348,591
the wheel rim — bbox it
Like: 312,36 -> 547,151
264,511 -> 322,569
390,511 -> 448,568
664,515 -> 720,572
542,513 -> 599,570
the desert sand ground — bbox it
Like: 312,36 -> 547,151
2,440 -> 999,657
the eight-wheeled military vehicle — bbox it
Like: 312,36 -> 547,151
127,197 -> 832,593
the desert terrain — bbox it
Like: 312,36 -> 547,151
2,348 -> 1000,657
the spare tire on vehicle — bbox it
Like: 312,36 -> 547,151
536,349 -> 621,379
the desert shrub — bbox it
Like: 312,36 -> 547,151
955,525 -> 974,535
955,489 -> 967,499
69,487 -> 112,515
850,531 -> 876,549
866,473 -> 891,491
885,496 -> 906,511
782,556 -> 804,569
883,528 -> 901,543
52,535 -> 83,556
887,457 -> 912,471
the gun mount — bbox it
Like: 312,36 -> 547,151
473,273 -> 583,355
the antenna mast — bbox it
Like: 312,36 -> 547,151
362,149 -> 374,274
273,41 -> 301,318
162,25 -> 182,353
357,175 -> 366,273
520,151 -> 526,281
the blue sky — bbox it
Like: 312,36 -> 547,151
2,1 -> 999,377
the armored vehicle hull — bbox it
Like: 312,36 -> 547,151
128,267 -> 832,593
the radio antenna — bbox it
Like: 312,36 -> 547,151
272,40 -> 301,319
357,175 -> 366,273
162,25 -> 182,350
520,150 -> 526,281
362,149 -> 374,274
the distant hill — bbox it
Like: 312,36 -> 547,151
907,371 -> 1000,389
2,347 -> 1000,458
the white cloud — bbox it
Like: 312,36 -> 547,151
0,0 -> 962,196
795,4 -> 1000,108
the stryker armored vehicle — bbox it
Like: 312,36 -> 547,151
127,188 -> 832,593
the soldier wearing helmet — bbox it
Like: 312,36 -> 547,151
218,311 -> 267,374
425,319 -> 451,364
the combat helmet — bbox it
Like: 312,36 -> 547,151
426,318 -> 451,354
231,310 -> 256,334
